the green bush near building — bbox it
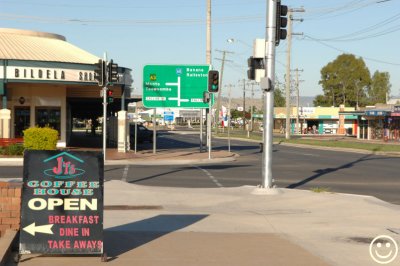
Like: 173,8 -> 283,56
23,127 -> 58,150
0,143 -> 24,156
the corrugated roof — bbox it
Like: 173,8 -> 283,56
0,28 -> 99,64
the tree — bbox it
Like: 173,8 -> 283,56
318,54 -> 371,107
313,94 -> 330,107
274,87 -> 285,107
367,71 -> 391,105
230,109 -> 241,120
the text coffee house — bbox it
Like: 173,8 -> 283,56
0,28 -> 133,148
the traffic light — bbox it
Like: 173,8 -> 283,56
208,70 -> 219,93
203,91 -> 210,103
275,0 -> 288,46
94,59 -> 106,86
107,89 -> 114,103
247,56 -> 265,81
248,57 -> 256,80
107,60 -> 119,84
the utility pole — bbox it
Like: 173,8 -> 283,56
226,84 -> 233,153
294,68 -> 304,134
285,8 -> 304,140
241,79 -> 247,130
214,49 -> 233,134
250,82 -> 255,131
202,0 -> 212,152
284,9 -> 292,140
206,0 -> 211,65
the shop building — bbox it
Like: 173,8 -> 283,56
338,103 -> 400,142
273,106 -> 357,135
0,28 -> 133,147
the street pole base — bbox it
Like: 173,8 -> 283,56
251,186 -> 283,195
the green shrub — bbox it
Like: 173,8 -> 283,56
3,143 -> 25,155
310,187 -> 330,193
23,127 -> 58,150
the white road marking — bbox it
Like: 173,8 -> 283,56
283,150 -> 319,157
194,166 -> 223,188
122,165 -> 129,182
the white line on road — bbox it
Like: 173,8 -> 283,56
194,166 -> 223,188
122,165 -> 129,182
282,150 -> 319,157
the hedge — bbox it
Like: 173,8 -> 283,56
23,127 -> 58,150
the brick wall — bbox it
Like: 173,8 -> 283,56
0,182 -> 22,237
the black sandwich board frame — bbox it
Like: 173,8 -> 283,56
19,150 -> 105,261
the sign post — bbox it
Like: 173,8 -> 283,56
20,151 -> 104,259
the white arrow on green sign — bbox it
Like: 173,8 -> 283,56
143,65 -> 214,108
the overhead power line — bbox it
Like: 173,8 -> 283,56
308,12 -> 400,41
0,0 -> 265,9
303,35 -> 400,66
0,12 -> 264,25
304,0 -> 393,20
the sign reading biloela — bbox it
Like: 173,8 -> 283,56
20,150 -> 104,255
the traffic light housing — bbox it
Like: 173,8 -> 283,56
107,89 -> 114,103
208,70 -> 219,93
276,0 -> 288,46
108,60 -> 119,84
203,91 -> 210,103
248,57 -> 255,80
247,56 -> 265,81
94,59 -> 106,86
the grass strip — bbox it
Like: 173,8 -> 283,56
216,131 -> 400,152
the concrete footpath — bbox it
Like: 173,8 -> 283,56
3,181 -> 400,265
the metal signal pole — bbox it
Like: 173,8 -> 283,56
262,0 -> 277,189
102,53 -> 108,163
285,9 -> 292,140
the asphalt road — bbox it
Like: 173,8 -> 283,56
2,131 -> 400,204
110,131 -> 400,205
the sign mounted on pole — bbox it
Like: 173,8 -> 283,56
163,111 -> 174,122
143,65 -> 214,108
20,150 -> 104,255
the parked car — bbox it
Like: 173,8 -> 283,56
129,123 -> 154,145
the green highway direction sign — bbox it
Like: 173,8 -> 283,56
143,65 -> 214,108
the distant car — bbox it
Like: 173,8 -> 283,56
129,123 -> 154,145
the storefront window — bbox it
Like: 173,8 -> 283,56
370,119 -> 384,140
36,107 -> 61,134
14,107 -> 30,138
